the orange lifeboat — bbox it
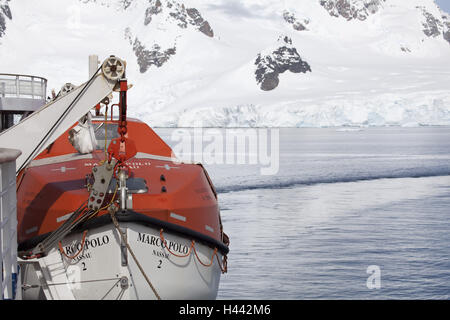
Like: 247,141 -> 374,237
15,74 -> 229,300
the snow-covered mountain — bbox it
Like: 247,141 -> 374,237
0,0 -> 449,127
0,0 -> 12,38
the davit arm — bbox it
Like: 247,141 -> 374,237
0,55 -> 126,174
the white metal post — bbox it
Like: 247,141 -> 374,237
0,148 -> 21,300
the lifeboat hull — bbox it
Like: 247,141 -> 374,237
20,220 -> 223,300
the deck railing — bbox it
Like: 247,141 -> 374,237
0,74 -> 47,113
0,148 -> 21,300
0,74 -> 47,100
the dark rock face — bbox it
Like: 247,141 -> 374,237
84,0 -> 213,38
0,14 -> 5,38
126,0 -> 214,72
133,39 -> 176,73
418,7 -> 450,45
319,0 -> 384,21
144,0 -> 162,26
125,30 -> 176,73
0,0 -> 12,38
1,2 -> 11,19
168,2 -> 188,28
119,0 -> 134,10
186,8 -> 214,37
444,30 -> 450,44
198,21 -> 213,37
400,46 -> 410,53
143,0 -> 213,37
420,8 -> 443,37
441,14 -> 450,44
283,11 -> 309,31
255,36 -> 311,91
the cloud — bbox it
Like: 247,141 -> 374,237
207,0 -> 266,18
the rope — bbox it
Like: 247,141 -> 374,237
58,184 -> 119,261
25,183 -> 118,261
104,105 -> 108,158
193,246 -> 217,267
159,229 -> 194,258
159,228 -> 228,273
58,230 -> 88,259
23,277 -> 121,290
100,278 -> 122,300
216,253 -> 228,274
19,200 -> 90,260
109,208 -> 161,300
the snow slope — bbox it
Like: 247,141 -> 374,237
0,0 -> 449,127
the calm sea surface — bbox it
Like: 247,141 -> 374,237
155,127 -> 450,299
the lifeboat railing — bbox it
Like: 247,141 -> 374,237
0,148 -> 21,300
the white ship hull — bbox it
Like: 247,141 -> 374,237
19,223 -> 223,300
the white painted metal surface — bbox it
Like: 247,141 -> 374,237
127,223 -> 222,300
89,55 -> 100,78
19,223 -> 222,300
0,69 -> 118,174
0,148 -> 21,300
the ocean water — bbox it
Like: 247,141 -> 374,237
154,127 -> 450,299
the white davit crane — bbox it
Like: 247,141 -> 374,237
0,55 -> 126,174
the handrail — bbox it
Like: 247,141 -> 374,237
0,73 -> 47,81
0,73 -> 47,100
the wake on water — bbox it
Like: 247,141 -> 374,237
215,168 -> 450,194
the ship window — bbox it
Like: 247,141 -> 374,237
107,177 -> 148,194
94,123 -> 120,150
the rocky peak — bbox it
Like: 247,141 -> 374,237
255,36 -> 311,91
319,0 -> 385,21
125,28 -> 176,73
0,0 -> 12,38
109,0 -> 214,73
416,6 -> 450,45
144,0 -> 213,37
186,8 -> 214,37
144,0 -> 162,25
419,6 -> 443,37
128,0 -> 214,72
283,11 -> 309,31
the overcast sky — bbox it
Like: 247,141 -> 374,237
435,0 -> 450,13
